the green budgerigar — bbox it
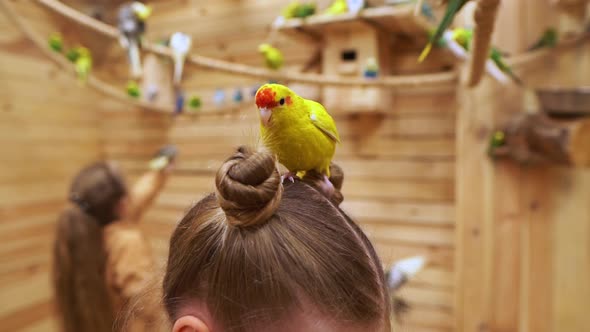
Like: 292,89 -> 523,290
489,47 -> 523,85
419,0 -> 471,62
282,1 -> 316,19
324,0 -> 348,15
258,43 -> 284,70
49,33 -> 63,53
528,28 -> 558,51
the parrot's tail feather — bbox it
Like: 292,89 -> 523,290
418,43 -> 433,63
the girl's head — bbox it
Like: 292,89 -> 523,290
52,162 -> 128,332
68,161 -> 128,224
163,147 -> 390,332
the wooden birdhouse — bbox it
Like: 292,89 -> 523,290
275,5 -> 430,113
320,20 -> 391,112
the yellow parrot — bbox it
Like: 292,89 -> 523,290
258,43 -> 284,70
324,0 -> 348,15
255,83 -> 340,186
75,47 -> 92,83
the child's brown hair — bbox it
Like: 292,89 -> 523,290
52,162 -> 127,332
162,147 -> 391,331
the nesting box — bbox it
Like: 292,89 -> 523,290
320,20 -> 391,112
275,5 -> 430,113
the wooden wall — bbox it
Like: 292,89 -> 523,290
455,1 -> 590,332
1,1 -> 589,332
0,9 -> 103,331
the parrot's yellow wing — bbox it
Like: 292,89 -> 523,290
306,99 -> 341,143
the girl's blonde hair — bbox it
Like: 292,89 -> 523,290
162,147 -> 391,331
52,162 -> 127,332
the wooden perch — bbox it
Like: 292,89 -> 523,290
466,0 -> 500,87
491,113 -> 590,167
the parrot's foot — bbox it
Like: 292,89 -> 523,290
281,172 -> 297,183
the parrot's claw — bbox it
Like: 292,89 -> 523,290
319,175 -> 335,197
281,172 -> 297,184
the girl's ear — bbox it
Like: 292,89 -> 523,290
172,315 -> 210,332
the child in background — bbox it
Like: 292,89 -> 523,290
52,146 -> 177,332
159,146 -> 392,332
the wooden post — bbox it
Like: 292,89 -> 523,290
491,113 -> 590,167
455,0 -> 556,331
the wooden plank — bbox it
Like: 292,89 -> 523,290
0,299 -> 54,332
20,316 -> 59,332
551,169 -> 590,332
0,273 -> 52,317
341,200 -> 454,225
362,223 -> 454,247
373,241 -> 454,268
521,168 -> 554,332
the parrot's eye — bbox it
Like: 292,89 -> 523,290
279,98 -> 285,106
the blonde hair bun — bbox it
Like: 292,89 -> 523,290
215,146 -> 283,227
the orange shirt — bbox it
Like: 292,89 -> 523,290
103,170 -> 168,331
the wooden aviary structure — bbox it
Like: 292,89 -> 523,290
275,4 -> 432,112
1,0 -> 590,332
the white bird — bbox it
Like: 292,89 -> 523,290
169,32 -> 192,85
386,256 -> 426,291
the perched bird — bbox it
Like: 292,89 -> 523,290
233,88 -> 244,103
49,33 -> 63,52
214,89 -> 226,106
489,47 -> 523,85
528,28 -> 558,51
127,80 -> 141,98
75,47 -> 92,83
451,28 -> 522,85
282,1 -> 300,18
174,89 -> 185,115
258,43 -> 284,70
118,2 -> 152,78
419,0 -> 471,62
324,0 -> 348,15
66,46 -> 82,63
363,57 -> 379,78
385,256 -> 426,291
294,2 -> 316,17
385,256 -> 426,321
145,83 -> 159,102
188,95 -> 202,110
487,130 -> 506,157
169,32 -> 192,85
255,83 -> 340,186
346,0 -> 365,13
420,1 -> 437,22
282,1 -> 317,18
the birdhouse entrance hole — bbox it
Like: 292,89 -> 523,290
341,49 -> 357,61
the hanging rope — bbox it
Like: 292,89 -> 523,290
33,0 -> 458,89
466,0 -> 500,86
0,0 -> 252,116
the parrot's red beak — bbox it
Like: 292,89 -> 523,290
256,87 -> 278,127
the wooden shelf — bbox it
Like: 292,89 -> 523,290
274,5 -> 430,38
